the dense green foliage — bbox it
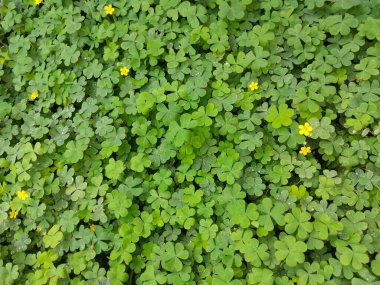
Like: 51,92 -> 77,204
1,0 -> 380,284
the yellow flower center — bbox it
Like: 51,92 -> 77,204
120,66 -> 130,76
90,224 -> 96,232
30,91 -> 39,100
299,146 -> 311,156
35,0 -> 43,5
9,210 -> 18,219
249,81 -> 259,91
104,4 -> 115,15
298,123 -> 313,136
17,190 -> 29,201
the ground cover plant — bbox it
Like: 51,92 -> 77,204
0,0 -> 380,284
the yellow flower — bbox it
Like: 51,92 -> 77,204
104,4 -> 115,15
35,0 -> 43,5
249,81 -> 259,91
120,66 -> 130,76
9,210 -> 18,219
36,225 -> 42,232
298,122 -> 313,136
299,146 -> 311,156
17,190 -> 29,201
30,91 -> 39,100
90,224 -> 96,232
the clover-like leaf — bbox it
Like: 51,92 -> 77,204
65,176 -> 87,201
371,254 -> 380,276
130,153 -> 151,173
309,117 -> 335,140
227,200 -> 259,228
161,242 -> 189,273
358,17 -> 380,41
274,235 -> 308,267
247,268 -> 274,285
106,190 -> 132,218
105,158 -> 125,180
266,104 -> 294,128
257,198 -> 286,231
336,244 -> 369,270
63,138 -> 89,164
43,225 -> 63,249
285,208 -> 313,239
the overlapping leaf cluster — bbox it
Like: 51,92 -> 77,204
0,0 -> 380,284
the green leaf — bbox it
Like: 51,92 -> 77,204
266,104 -> 294,128
274,235 -> 308,267
289,185 -> 308,199
106,190 -> 132,218
87,175 -> 109,198
218,1 -> 247,21
257,198 -> 286,231
0,262 -> 19,285
178,1 -> 207,28
313,213 -> 343,240
321,14 -> 358,36
83,59 -> 103,79
107,263 -> 129,285
58,210 -> 79,233
355,57 -> 380,81
42,225 -> 63,249
331,0 -> 360,10
130,153 -> 151,173
358,17 -> 380,41
103,42 -> 119,61
268,165 -> 292,185
227,200 -> 259,228
371,254 -> 380,276
161,242 -> 189,273
140,265 -> 167,285
147,38 -> 164,57
60,44 -> 80,66
297,262 -> 324,285
211,264 -> 241,285
191,103 -> 218,126
336,244 -> 369,270
247,268 -> 274,285
65,176 -> 87,201
105,158 -> 125,180
285,208 -> 313,239
68,252 -> 87,275
309,117 -> 335,139
63,138 -> 90,164
0,101 -> 12,119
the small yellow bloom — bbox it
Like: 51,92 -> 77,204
9,210 -> 18,219
36,225 -> 42,232
90,224 -> 96,232
104,4 -> 115,15
35,0 -> 43,5
299,146 -> 311,156
298,122 -> 313,136
249,81 -> 259,91
17,190 -> 29,201
30,91 -> 39,100
120,66 -> 130,76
